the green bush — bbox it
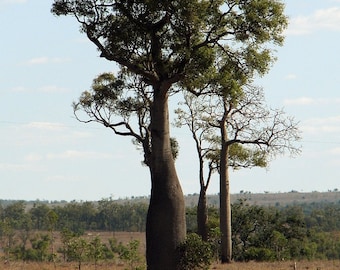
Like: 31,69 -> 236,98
245,247 -> 275,261
178,233 -> 213,270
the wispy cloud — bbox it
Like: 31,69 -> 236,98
24,122 -> 67,131
38,85 -> 69,93
44,175 -> 82,183
302,115 -> 340,134
0,162 -> 44,172
285,74 -> 297,80
23,57 -> 70,66
6,121 -> 94,147
284,97 -> 340,106
0,0 -> 27,5
47,150 -> 113,160
0,163 -> 29,171
25,153 -> 44,162
286,7 -> 340,35
11,85 -> 69,93
284,97 -> 316,106
329,147 -> 340,155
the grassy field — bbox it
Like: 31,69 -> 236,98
2,260 -> 340,270
2,232 -> 340,269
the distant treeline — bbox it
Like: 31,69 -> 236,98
0,198 -> 148,234
1,198 -> 340,261
2,196 -> 340,233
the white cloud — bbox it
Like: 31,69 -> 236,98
23,57 -> 70,66
285,74 -> 297,80
329,147 -> 340,155
0,163 -> 28,171
7,121 -> 95,147
11,85 -> 68,93
45,175 -> 81,183
10,86 -> 28,92
0,162 -> 44,172
24,122 -> 67,131
286,7 -> 340,35
0,0 -> 27,5
302,115 -> 340,134
47,150 -> 113,160
26,57 -> 49,65
284,97 -> 340,106
283,97 -> 316,106
25,153 -> 44,162
38,85 -> 69,93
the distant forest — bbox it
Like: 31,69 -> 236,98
1,191 -> 340,261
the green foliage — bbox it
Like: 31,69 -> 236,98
29,203 -> 51,230
244,247 -> 276,261
66,237 -> 88,270
4,199 -> 340,263
31,234 -> 50,258
109,238 -> 145,270
229,144 -> 267,169
178,233 -> 213,270
20,234 -> 51,262
2,201 -> 26,229
170,137 -> 179,160
88,236 -> 105,269
270,230 -> 289,260
117,239 -> 145,270
51,0 -> 288,91
51,2 -> 289,267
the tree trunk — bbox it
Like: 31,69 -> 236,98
197,187 -> 208,241
220,126 -> 232,263
146,87 -> 186,270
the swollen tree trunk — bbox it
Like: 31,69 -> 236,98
146,88 -> 186,270
220,124 -> 232,263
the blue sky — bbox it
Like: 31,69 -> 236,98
1,0 -> 340,201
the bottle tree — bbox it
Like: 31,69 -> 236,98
52,1 -> 288,268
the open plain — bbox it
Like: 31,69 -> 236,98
2,260 -> 340,270
1,232 -> 340,269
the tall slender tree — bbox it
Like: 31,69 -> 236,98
175,93 -> 267,242
206,84 -> 301,263
52,1 -> 288,268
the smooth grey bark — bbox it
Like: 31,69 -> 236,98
146,87 -> 186,270
220,118 -> 232,263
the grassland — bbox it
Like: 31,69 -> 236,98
2,260 -> 340,270
2,232 -> 340,269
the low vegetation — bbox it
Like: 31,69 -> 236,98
2,260 -> 340,270
1,192 -> 340,269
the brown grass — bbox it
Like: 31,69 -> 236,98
2,232 -> 340,269
212,260 -> 340,270
1,261 -> 126,270
2,260 -> 340,270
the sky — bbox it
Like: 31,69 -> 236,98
1,0 -> 340,201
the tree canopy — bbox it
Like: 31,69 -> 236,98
52,0 -> 289,268
52,0 -> 287,88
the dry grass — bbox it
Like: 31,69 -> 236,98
2,260 -> 340,270
211,260 -> 340,270
1,261 -> 126,270
2,232 -> 340,269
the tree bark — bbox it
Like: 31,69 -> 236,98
220,124 -> 232,263
146,87 -> 186,270
197,187 -> 208,241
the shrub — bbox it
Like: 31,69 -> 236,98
178,233 -> 213,270
245,247 -> 275,261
